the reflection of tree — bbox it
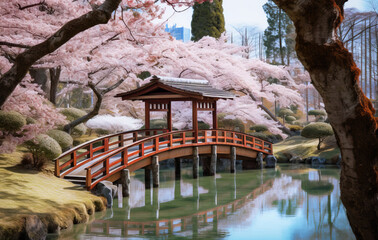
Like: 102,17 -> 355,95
277,198 -> 299,216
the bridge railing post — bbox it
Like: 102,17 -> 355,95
105,157 -> 109,175
182,132 -> 186,145
154,137 -> 159,151
87,144 -> 93,159
122,148 -> 128,166
133,132 -> 138,142
169,134 -> 173,147
104,138 -> 109,152
119,134 -> 124,147
71,151 -> 77,167
86,168 -> 92,190
55,159 -> 60,177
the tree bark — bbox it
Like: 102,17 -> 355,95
0,0 -> 122,108
273,0 -> 378,239
49,66 -> 61,105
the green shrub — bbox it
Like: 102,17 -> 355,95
249,132 -> 270,142
278,108 -> 294,118
301,123 -> 334,150
285,116 -> 296,123
60,108 -> 87,122
218,114 -> 245,132
72,123 -> 87,136
249,124 -> 268,132
47,129 -> 73,150
95,128 -> 111,136
198,121 -> 210,130
308,109 -> 327,117
0,110 -> 26,132
288,125 -> 303,132
293,121 -> 305,126
25,134 -> 62,164
26,117 -> 36,124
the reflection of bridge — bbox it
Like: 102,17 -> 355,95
54,76 -> 273,191
84,178 -> 273,237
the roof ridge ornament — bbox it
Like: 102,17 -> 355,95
153,75 -> 209,85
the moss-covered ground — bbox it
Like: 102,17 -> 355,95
0,137 -> 105,239
273,135 -> 340,163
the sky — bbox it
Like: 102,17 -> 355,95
163,0 -> 374,32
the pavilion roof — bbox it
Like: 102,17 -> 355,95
115,75 -> 235,101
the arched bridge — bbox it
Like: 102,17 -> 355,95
54,129 -> 273,190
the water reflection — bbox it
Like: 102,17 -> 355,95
57,165 -> 354,240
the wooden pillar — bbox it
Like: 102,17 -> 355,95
193,147 -> 199,179
145,101 -> 150,130
192,100 -> 198,143
230,146 -> 236,173
145,167 -> 151,189
121,169 -> 131,197
167,101 -> 172,132
175,158 -> 181,180
152,155 -> 159,188
213,101 -> 218,129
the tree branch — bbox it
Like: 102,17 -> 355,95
0,0 -> 122,109
0,41 -> 30,49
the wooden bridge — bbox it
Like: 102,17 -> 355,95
54,76 -> 273,191
54,128 -> 273,190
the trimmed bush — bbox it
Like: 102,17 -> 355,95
26,117 -> 36,125
72,123 -> 87,136
218,115 -> 245,132
278,108 -> 294,118
285,116 -> 296,123
0,110 -> 26,132
198,121 -> 210,130
288,125 -> 303,132
25,134 -> 62,170
249,124 -> 268,132
60,108 -> 87,122
249,132 -> 269,142
47,129 -> 73,150
301,123 -> 334,150
308,109 -> 327,117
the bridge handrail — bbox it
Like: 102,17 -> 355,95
54,128 -> 168,177
84,129 -> 273,190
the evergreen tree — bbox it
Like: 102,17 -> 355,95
191,0 -> 225,41
263,0 -> 294,65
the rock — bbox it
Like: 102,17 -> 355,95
256,152 -> 264,168
289,156 -> 302,163
264,155 -> 277,168
24,215 -> 47,240
308,156 -> 326,167
92,181 -> 117,208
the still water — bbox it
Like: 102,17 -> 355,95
58,164 -> 354,240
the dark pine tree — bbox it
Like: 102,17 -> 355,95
191,0 -> 225,42
263,0 -> 294,65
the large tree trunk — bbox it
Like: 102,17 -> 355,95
49,66 -> 61,105
0,0 -> 121,108
273,0 -> 378,239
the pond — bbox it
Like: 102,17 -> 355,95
55,164 -> 354,240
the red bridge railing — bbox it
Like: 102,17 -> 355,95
54,129 -> 168,177
84,129 -> 273,190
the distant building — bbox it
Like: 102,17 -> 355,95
165,24 -> 191,42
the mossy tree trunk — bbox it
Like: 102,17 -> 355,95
272,0 -> 377,239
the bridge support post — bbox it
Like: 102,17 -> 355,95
230,147 -> 236,173
152,155 -> 159,188
120,169 -> 131,197
193,147 -> 199,179
145,167 -> 152,189
175,158 -> 181,180
210,145 -> 217,176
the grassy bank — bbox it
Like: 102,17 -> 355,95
0,146 -> 105,239
273,135 -> 340,163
